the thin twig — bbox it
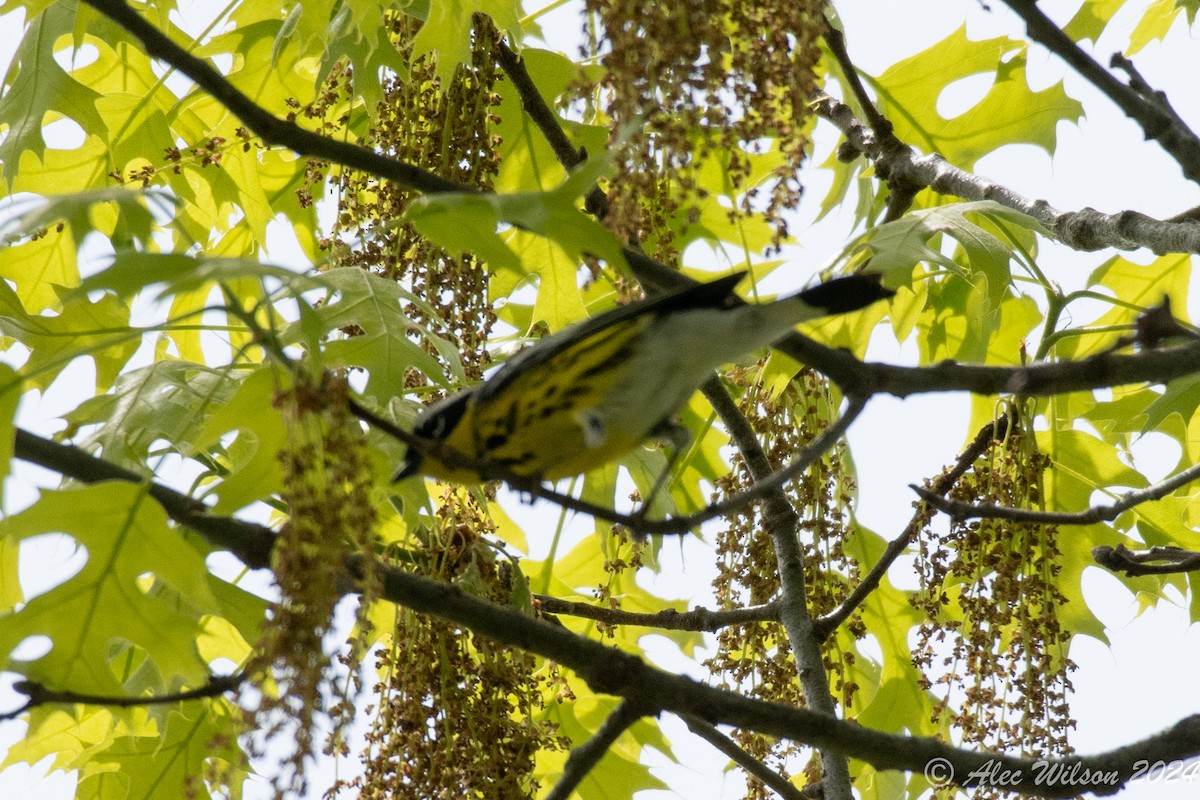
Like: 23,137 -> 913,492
1093,544 -> 1200,577
813,92 -> 1200,255
2,672 -> 246,722
706,394 -> 868,520
1000,0 -> 1200,186
545,699 -> 646,800
682,715 -> 810,800
536,596 -> 779,631
494,39 -> 610,218
913,457 -> 1200,525
821,24 -> 917,222
1110,53 -> 1191,130
822,24 -> 892,140
814,415 -> 1010,640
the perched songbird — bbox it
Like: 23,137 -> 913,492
396,272 -> 893,483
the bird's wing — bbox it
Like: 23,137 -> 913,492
476,271 -> 746,403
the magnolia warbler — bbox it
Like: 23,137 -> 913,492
395,272 -> 893,483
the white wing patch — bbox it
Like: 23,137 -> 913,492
576,408 -> 608,448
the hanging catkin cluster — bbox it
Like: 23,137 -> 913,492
582,0 -> 827,260
706,371 -> 862,800
249,372 -> 379,799
307,20 -> 559,798
913,418 -> 1075,799
313,14 -> 504,385
348,487 -> 563,800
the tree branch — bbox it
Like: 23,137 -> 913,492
821,23 -> 919,223
1110,53 -> 1193,134
912,457 -> 1200,525
827,338 -> 1200,399
368,550 -> 1200,798
814,92 -> 1200,255
1000,0 -> 1200,186
701,379 -> 854,800
496,34 -> 856,797
2,672 -> 245,722
13,425 -> 1200,796
79,0 -> 1200,406
13,429 -> 276,569
536,596 -> 780,631
682,715 -> 811,800
545,699 -> 646,800
80,0 -> 464,196
493,38 -> 609,219
1093,544 -> 1200,577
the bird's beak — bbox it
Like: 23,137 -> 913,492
393,451 -> 422,482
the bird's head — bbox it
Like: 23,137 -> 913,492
393,390 -> 473,481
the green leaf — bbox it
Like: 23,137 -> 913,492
1064,0 -> 1128,43
540,698 -> 668,799
2,188 -> 160,255
196,17 -> 322,116
859,201 -> 1041,304
1029,425 -> 1144,641
0,535 -> 20,611
1086,385 -> 1160,440
3,705 -> 129,777
0,223 -> 79,313
74,704 -> 247,800
506,232 -> 587,333
63,361 -> 245,472
405,184 -> 628,293
857,202 -> 1045,364
493,48 -> 607,195
403,193 -> 524,273
1144,374 -> 1200,436
872,26 -> 1084,169
0,280 -> 140,392
316,0 -> 406,113
0,4 -> 105,183
1057,252 -> 1191,359
1043,428 -> 1148,510
411,0 -> 523,85
1129,0 -> 1200,54
293,267 -> 466,396
0,363 -> 17,486
0,483 -> 214,694
191,367 -> 288,514
79,251 -> 323,302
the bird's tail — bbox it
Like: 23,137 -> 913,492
790,273 -> 895,318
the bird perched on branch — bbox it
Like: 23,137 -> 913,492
396,272 -> 894,483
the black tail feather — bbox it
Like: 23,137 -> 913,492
796,274 -> 895,315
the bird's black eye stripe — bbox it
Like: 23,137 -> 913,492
415,391 -> 471,438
